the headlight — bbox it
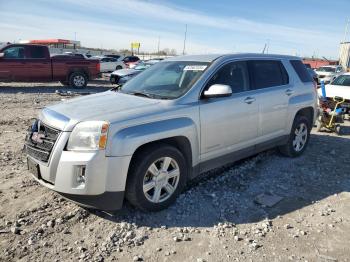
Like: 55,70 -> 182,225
67,121 -> 109,151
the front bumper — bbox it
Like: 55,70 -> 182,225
26,130 -> 132,210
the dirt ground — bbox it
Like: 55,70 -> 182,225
0,82 -> 350,262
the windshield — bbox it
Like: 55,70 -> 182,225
317,67 -> 335,73
120,61 -> 209,99
331,75 -> 350,86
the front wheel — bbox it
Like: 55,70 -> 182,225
126,145 -> 188,212
279,116 -> 311,157
69,72 -> 87,89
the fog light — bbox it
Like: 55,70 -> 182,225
75,166 -> 86,186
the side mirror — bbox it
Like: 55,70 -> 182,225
0,53 -> 4,58
203,84 -> 232,98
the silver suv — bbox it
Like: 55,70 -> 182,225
25,54 -> 317,212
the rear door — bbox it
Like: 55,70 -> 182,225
0,45 -> 27,81
25,46 -> 51,81
247,60 -> 290,143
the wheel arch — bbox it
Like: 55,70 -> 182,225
106,117 -> 199,169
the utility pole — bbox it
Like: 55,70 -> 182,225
266,39 -> 270,54
182,24 -> 187,55
74,32 -> 77,41
157,36 -> 160,54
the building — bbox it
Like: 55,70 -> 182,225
302,58 -> 338,69
339,42 -> 350,70
19,39 -> 81,49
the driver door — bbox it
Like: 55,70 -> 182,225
199,61 -> 258,167
0,45 -> 28,81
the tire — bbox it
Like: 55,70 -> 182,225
69,72 -> 87,89
279,115 -> 311,157
335,125 -> 342,136
60,81 -> 69,86
126,144 -> 188,212
116,65 -> 122,70
315,115 -> 323,132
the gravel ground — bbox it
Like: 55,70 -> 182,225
0,82 -> 350,262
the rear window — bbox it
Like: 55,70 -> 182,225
290,60 -> 313,83
28,46 -> 46,59
249,60 -> 289,90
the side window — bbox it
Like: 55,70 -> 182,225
290,60 -> 313,83
3,46 -> 25,59
249,60 -> 289,90
123,57 -> 130,63
207,61 -> 249,93
28,46 -> 46,59
101,58 -> 108,62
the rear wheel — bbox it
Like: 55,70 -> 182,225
279,116 -> 311,157
116,65 -> 123,70
69,72 -> 87,89
126,145 -> 188,212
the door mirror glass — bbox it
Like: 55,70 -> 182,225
203,84 -> 232,98
0,53 -> 4,58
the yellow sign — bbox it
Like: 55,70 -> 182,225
131,42 -> 140,49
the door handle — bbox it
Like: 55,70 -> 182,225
244,97 -> 256,104
285,89 -> 294,96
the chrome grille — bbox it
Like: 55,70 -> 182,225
25,120 -> 61,163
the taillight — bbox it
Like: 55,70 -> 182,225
96,62 -> 100,72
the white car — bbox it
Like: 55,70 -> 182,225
93,56 -> 126,73
318,73 -> 350,102
315,65 -> 344,84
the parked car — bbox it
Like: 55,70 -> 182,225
0,44 -> 100,88
110,60 -> 159,85
123,55 -> 140,68
93,56 -> 126,73
24,54 -> 317,212
315,65 -> 344,84
105,54 -> 122,60
318,73 -> 350,103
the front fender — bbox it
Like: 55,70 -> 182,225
106,118 -> 199,166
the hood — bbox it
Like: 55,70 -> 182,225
42,91 -> 161,131
318,84 -> 350,100
111,68 -> 138,76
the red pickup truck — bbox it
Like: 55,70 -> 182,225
0,44 -> 100,88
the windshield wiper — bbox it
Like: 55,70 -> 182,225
132,92 -> 155,98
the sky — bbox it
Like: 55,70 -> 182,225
0,0 -> 349,59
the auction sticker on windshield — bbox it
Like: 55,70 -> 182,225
184,65 -> 207,71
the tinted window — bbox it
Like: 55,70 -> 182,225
28,46 -> 46,58
249,60 -> 289,89
3,46 -> 25,59
207,61 -> 249,93
290,60 -> 313,83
